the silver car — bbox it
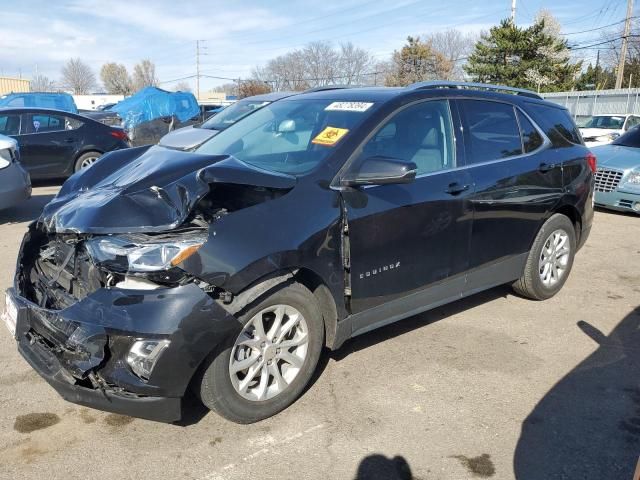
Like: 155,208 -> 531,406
0,134 -> 31,210
592,126 -> 640,214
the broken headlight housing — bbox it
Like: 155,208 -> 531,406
86,235 -> 205,272
127,339 -> 170,380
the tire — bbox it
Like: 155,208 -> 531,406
74,151 -> 102,172
512,213 -> 576,300
195,282 -> 324,423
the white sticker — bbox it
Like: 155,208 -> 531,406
325,102 -> 373,112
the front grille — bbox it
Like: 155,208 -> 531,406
618,199 -> 634,208
594,168 -> 623,193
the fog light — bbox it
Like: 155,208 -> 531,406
633,202 -> 640,212
127,339 -> 170,380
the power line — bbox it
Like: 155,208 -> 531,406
562,17 -> 638,35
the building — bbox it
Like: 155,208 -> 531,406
73,94 -> 125,111
0,77 -> 30,95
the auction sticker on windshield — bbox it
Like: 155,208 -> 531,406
325,102 -> 373,112
3,294 -> 17,338
312,126 -> 349,146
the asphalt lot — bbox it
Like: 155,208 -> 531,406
0,186 -> 639,480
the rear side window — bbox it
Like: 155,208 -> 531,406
27,114 -> 66,133
460,100 -> 522,164
526,104 -> 582,146
0,114 -> 20,135
516,110 -> 544,153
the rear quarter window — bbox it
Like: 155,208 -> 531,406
525,103 -> 582,147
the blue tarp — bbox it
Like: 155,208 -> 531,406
110,87 -> 199,129
0,92 -> 78,113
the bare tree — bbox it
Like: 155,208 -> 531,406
100,63 -> 132,95
60,58 -> 97,94
213,82 -> 238,96
132,59 -> 158,91
172,81 -> 192,92
251,40 -> 376,90
30,74 -> 57,92
423,29 -> 477,80
337,42 -> 374,84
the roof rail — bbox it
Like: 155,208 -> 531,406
408,81 -> 543,100
302,85 -> 362,93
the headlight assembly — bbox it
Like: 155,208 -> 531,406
624,171 -> 640,185
0,148 -> 12,169
127,339 -> 170,380
86,234 -> 205,272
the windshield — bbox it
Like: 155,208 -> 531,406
612,125 -> 640,148
200,99 -> 270,130
195,98 -> 376,175
582,115 -> 625,129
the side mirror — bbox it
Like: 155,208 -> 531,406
277,119 -> 296,133
341,156 -> 417,187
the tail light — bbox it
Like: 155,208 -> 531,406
586,152 -> 597,173
110,129 -> 129,142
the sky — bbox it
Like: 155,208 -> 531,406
0,0 -> 636,93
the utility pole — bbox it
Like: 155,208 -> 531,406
196,40 -> 201,101
511,0 -> 517,23
616,0 -> 634,89
595,50 -> 600,89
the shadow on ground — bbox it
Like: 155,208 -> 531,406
354,454 -> 414,480
0,192 -> 55,225
514,306 -> 640,479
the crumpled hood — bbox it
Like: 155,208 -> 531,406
41,145 -> 296,234
591,145 -> 640,170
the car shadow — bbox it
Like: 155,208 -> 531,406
0,192 -> 55,225
514,306 -> 640,479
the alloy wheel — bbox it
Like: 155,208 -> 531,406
538,229 -> 570,287
229,304 -> 309,401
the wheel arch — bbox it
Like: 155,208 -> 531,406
552,203 -> 582,245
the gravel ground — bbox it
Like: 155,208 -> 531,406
0,185 -> 638,480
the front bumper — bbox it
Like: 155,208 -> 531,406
595,189 -> 640,214
6,279 -> 239,422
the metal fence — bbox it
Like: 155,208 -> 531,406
542,88 -> 640,119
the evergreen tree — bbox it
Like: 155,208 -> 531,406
465,18 -> 580,92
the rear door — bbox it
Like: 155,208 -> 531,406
458,99 -> 564,290
342,99 -> 474,322
17,112 -> 79,178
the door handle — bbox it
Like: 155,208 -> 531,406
445,183 -> 470,195
539,162 -> 557,173
64,138 -> 75,143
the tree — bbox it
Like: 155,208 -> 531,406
423,29 -> 477,80
213,83 -> 238,96
575,63 -> 616,90
465,16 -> 580,92
172,81 -> 191,92
251,40 -> 376,90
238,80 -> 272,98
60,58 -> 97,94
100,63 -> 132,95
132,59 -> 158,91
384,36 -> 453,86
30,74 -> 57,92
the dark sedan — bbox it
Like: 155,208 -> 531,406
0,107 -> 130,180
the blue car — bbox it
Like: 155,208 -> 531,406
591,126 -> 640,214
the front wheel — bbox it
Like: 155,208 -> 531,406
195,283 -> 324,423
513,213 -> 576,300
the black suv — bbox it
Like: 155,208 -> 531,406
4,82 -> 594,423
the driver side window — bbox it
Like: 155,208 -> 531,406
360,100 -> 455,175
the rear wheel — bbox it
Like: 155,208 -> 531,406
513,213 -> 576,300
74,151 -> 102,172
196,283 -> 324,423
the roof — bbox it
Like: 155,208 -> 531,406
243,91 -> 298,102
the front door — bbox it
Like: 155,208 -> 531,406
341,99 -> 473,319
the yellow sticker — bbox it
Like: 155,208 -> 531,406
312,126 -> 349,146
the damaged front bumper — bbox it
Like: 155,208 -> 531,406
7,228 -> 240,422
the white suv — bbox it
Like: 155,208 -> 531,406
580,114 -> 640,147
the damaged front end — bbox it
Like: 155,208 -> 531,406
7,147 -> 297,422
